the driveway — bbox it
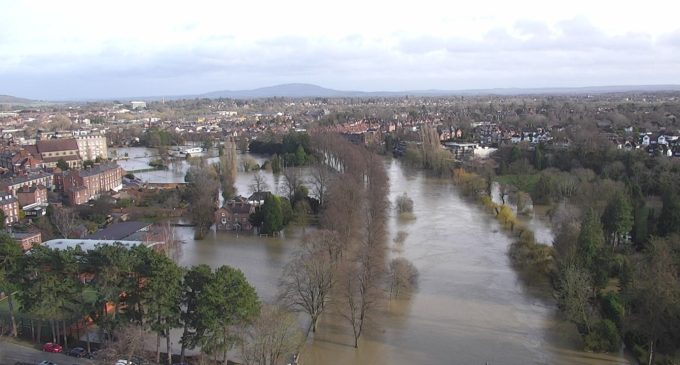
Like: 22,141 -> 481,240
0,340 -> 94,365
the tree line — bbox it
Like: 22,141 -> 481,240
460,140 -> 680,364
277,133 -> 418,348
0,234 -> 303,365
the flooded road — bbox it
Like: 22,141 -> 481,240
113,147 -> 630,364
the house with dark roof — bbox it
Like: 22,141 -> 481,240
0,148 -> 42,174
86,221 -> 152,241
215,201 -> 255,231
0,193 -> 19,225
247,191 -> 272,206
0,172 -> 53,195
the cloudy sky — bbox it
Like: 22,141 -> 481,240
1,0 -> 679,99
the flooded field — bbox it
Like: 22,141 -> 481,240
113,148 -> 630,364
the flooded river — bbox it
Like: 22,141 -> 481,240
113,148 -> 631,364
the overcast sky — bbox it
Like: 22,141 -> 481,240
1,0 -> 679,99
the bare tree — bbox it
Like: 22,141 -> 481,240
309,161 -> 333,207
240,305 -> 303,365
278,243 -> 335,334
337,245 -> 383,348
96,324 -> 146,364
250,172 -> 270,194
50,206 -> 78,238
280,168 -> 303,203
387,258 -> 419,298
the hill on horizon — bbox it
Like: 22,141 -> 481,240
198,83 -> 680,100
0,95 -> 34,104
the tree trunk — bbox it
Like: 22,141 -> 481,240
30,319 -> 35,342
156,332 -> 161,364
51,319 -> 56,343
166,332 -> 172,365
648,340 -> 654,365
37,320 -> 42,344
179,323 -> 188,363
86,330 -> 91,353
7,292 -> 17,337
63,320 -> 68,348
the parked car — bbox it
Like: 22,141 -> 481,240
41,343 -> 63,353
66,347 -> 91,358
38,361 -> 57,365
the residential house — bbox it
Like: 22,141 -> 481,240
86,221 -> 153,241
247,191 -> 272,206
0,148 -> 42,174
11,231 -> 42,251
0,194 -> 19,225
214,201 -> 255,231
63,162 -> 123,205
0,172 -> 53,195
16,185 -> 48,208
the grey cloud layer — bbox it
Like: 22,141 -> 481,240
1,18 -> 679,99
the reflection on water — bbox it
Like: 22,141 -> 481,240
117,147 -> 629,364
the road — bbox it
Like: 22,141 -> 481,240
0,340 -> 94,365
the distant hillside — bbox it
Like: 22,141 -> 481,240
198,83 -> 680,99
0,95 -> 33,104
200,83 -> 357,98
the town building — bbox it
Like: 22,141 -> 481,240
42,238 -> 164,252
63,162 -> 124,205
444,142 -> 477,161
27,138 -> 82,169
130,101 -> 147,110
76,135 -> 108,161
16,184 -> 48,208
0,172 -> 53,195
0,193 -> 19,225
85,221 -> 152,241
215,201 -> 255,231
0,148 -> 42,174
11,231 -> 42,251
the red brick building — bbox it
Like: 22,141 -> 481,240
0,194 -> 19,225
11,232 -> 42,251
29,138 -> 82,169
63,162 -> 123,205
214,201 -> 255,231
16,185 -> 48,208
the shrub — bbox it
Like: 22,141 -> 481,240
584,319 -> 621,353
395,193 -> 414,214
600,292 -> 624,329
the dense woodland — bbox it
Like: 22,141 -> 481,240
446,134 -> 680,364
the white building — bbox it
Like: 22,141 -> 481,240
130,101 -> 147,110
76,135 -> 108,161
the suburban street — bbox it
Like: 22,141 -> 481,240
0,340 -> 94,365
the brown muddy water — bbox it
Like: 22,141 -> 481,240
115,148 -> 631,364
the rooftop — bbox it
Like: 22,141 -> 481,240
41,239 -> 161,252
86,221 -> 151,240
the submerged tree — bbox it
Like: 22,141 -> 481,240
187,165 -> 220,239
240,305 -> 303,365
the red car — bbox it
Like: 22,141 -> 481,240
42,342 -> 63,353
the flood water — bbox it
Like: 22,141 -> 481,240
113,147 -> 631,364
